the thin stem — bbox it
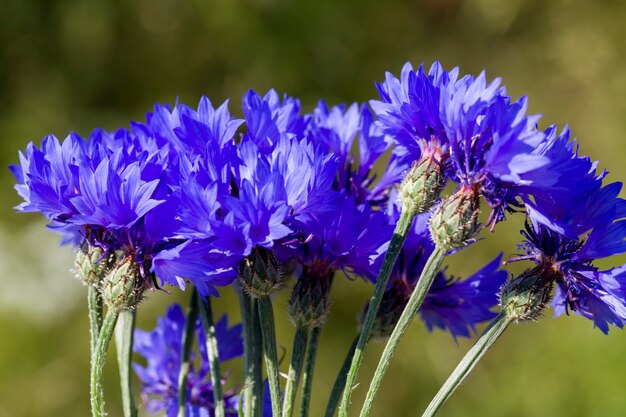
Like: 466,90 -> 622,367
88,285 -> 102,359
178,289 -> 199,417
324,336 -> 358,417
251,299 -> 264,417
198,295 -> 226,417
338,207 -> 417,417
282,326 -> 309,417
299,326 -> 321,417
257,296 -> 283,417
115,309 -> 138,417
90,308 -> 119,417
238,286 -> 256,417
421,312 -> 512,417
359,245 -> 447,417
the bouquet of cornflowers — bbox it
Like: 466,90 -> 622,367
11,60 -> 626,417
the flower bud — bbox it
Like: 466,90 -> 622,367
288,266 -> 333,328
101,252 -> 145,312
397,156 -> 446,216
74,241 -> 113,286
500,266 -> 555,322
429,187 -> 480,250
238,247 -> 282,298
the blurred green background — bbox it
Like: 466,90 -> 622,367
2,0 -> 626,416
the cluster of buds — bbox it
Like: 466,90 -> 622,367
74,241 -> 114,286
74,242 -> 147,312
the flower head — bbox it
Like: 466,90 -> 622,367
150,119 -> 338,296
515,181 -> 626,333
12,127 -> 175,300
281,195 -> 392,281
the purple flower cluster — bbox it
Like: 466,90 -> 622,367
371,62 -> 598,226
373,61 -> 626,332
13,59 -> 626,347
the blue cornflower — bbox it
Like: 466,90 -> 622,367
305,101 -> 405,206
151,118 -> 338,296
284,193 -> 393,328
514,181 -> 626,333
133,303 -> 243,417
12,128 -> 173,289
282,195 -> 393,281
372,61 -> 598,228
234,136 -> 338,235
13,134 -> 84,226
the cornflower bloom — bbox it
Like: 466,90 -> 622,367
512,179 -> 626,333
373,62 -> 609,231
143,94 -> 337,296
12,126 -> 176,306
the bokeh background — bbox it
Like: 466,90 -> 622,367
2,0 -> 626,416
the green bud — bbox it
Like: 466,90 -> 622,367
238,247 -> 282,298
100,253 -> 145,312
74,242 -> 113,286
500,267 -> 555,322
288,266 -> 333,328
397,155 -> 446,216
429,187 -> 480,250
360,281 -> 408,340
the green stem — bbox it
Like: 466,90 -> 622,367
359,245 -> 447,417
324,336 -> 358,417
88,285 -> 102,359
282,326 -> 309,417
257,296 -> 283,417
238,286 -> 256,417
338,207 -> 417,417
178,289 -> 200,417
198,295 -> 226,417
115,309 -> 138,417
299,326 -> 321,417
251,299 -> 264,417
90,309 -> 119,417
421,311 -> 512,417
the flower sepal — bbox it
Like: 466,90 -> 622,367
238,247 -> 283,298
398,153 -> 446,216
429,186 -> 481,250
500,266 -> 555,322
74,241 -> 113,287
101,252 -> 145,312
